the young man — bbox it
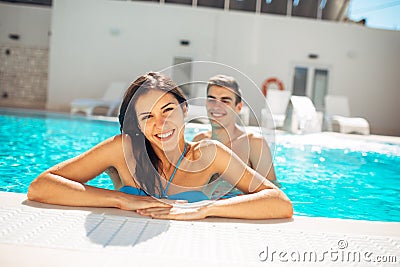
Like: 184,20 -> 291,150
192,74 -> 277,182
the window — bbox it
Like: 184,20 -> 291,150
172,57 -> 193,98
229,0 -> 256,13
197,0 -> 225,9
132,0 -> 160,2
0,0 -> 52,5
293,67 -> 308,96
291,0 -> 318,19
165,0 -> 192,5
261,0 -> 287,15
292,65 -> 329,111
312,69 -> 329,110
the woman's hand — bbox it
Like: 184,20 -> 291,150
136,203 -> 210,220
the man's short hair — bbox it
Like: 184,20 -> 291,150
207,74 -> 242,105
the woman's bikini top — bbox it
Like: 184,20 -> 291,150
119,186 -> 209,203
119,143 -> 210,203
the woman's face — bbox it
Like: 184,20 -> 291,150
135,89 -> 186,151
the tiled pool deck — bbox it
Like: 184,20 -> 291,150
0,192 -> 399,267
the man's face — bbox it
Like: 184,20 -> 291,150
206,85 -> 242,128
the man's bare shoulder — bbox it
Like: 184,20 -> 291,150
192,130 -> 212,142
236,131 -> 261,142
236,131 -> 268,148
246,132 -> 272,153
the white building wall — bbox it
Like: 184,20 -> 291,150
0,3 -> 51,47
1,0 -> 399,135
211,10 -> 400,135
0,3 -> 51,108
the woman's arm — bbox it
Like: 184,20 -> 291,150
138,142 -> 292,220
28,135 -> 172,211
202,143 -> 292,219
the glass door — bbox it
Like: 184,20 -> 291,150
312,69 -> 329,111
172,57 -> 192,97
293,67 -> 308,96
292,65 -> 329,111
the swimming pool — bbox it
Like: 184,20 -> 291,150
1,108 -> 399,222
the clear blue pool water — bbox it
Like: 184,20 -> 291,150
1,109 -> 399,222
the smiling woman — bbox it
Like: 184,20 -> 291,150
28,72 -> 293,220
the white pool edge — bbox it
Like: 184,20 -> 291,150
1,192 -> 399,267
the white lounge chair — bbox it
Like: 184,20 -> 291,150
324,95 -> 370,135
283,95 -> 323,134
261,89 -> 292,129
70,81 -> 127,116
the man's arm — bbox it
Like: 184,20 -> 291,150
192,131 -> 211,142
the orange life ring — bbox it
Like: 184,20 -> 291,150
262,77 -> 284,96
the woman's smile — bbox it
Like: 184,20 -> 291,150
155,129 -> 175,141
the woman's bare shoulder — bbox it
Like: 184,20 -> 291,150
187,139 -> 220,161
190,139 -> 233,159
87,134 -> 124,155
102,134 -> 137,150
74,134 -> 128,168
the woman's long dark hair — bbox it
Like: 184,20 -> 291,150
118,72 -> 187,196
